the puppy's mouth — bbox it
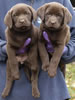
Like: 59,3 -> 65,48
13,20 -> 31,31
45,25 -> 63,32
17,25 -> 30,29
49,27 -> 57,30
45,25 -> 59,31
13,25 -> 31,32
15,24 -> 30,28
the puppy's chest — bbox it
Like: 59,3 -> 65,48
42,30 -> 65,46
42,31 -> 59,45
49,32 -> 57,41
9,31 -> 32,48
14,34 -> 30,43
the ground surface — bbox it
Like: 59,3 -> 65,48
66,63 -> 75,100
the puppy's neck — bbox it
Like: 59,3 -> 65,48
10,24 -> 33,34
41,23 -> 66,33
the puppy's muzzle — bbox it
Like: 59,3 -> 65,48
19,19 -> 25,24
19,17 -> 26,25
50,20 -> 56,25
49,16 -> 57,25
16,18 -> 29,28
45,16 -> 60,29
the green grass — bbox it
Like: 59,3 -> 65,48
66,64 -> 75,100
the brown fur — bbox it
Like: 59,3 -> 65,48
2,3 -> 40,98
37,2 -> 72,77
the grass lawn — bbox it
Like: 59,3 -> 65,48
66,63 -> 75,100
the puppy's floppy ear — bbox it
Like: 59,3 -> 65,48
28,6 -> 37,22
4,9 -> 12,28
37,3 -> 49,21
37,5 -> 45,21
64,8 -> 72,24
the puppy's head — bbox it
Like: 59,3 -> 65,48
37,2 -> 72,30
4,3 -> 37,30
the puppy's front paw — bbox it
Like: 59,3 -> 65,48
42,63 -> 49,71
48,67 -> 57,78
2,89 -> 9,98
32,87 -> 40,98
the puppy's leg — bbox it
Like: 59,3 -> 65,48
24,64 -> 31,81
59,60 -> 66,78
7,44 -> 20,80
38,41 -> 49,71
31,69 -> 40,98
2,60 -> 14,98
48,44 -> 65,77
28,43 -> 40,97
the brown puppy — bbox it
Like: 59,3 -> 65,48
2,3 -> 40,98
37,2 -> 72,77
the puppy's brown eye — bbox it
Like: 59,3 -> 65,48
24,12 -> 30,15
59,15 -> 62,17
46,14 -> 51,18
13,13 -> 17,17
56,13 -> 63,17
46,12 -> 50,15
24,12 -> 26,14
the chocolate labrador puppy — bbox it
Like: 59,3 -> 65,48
2,3 -> 40,98
37,2 -> 72,77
